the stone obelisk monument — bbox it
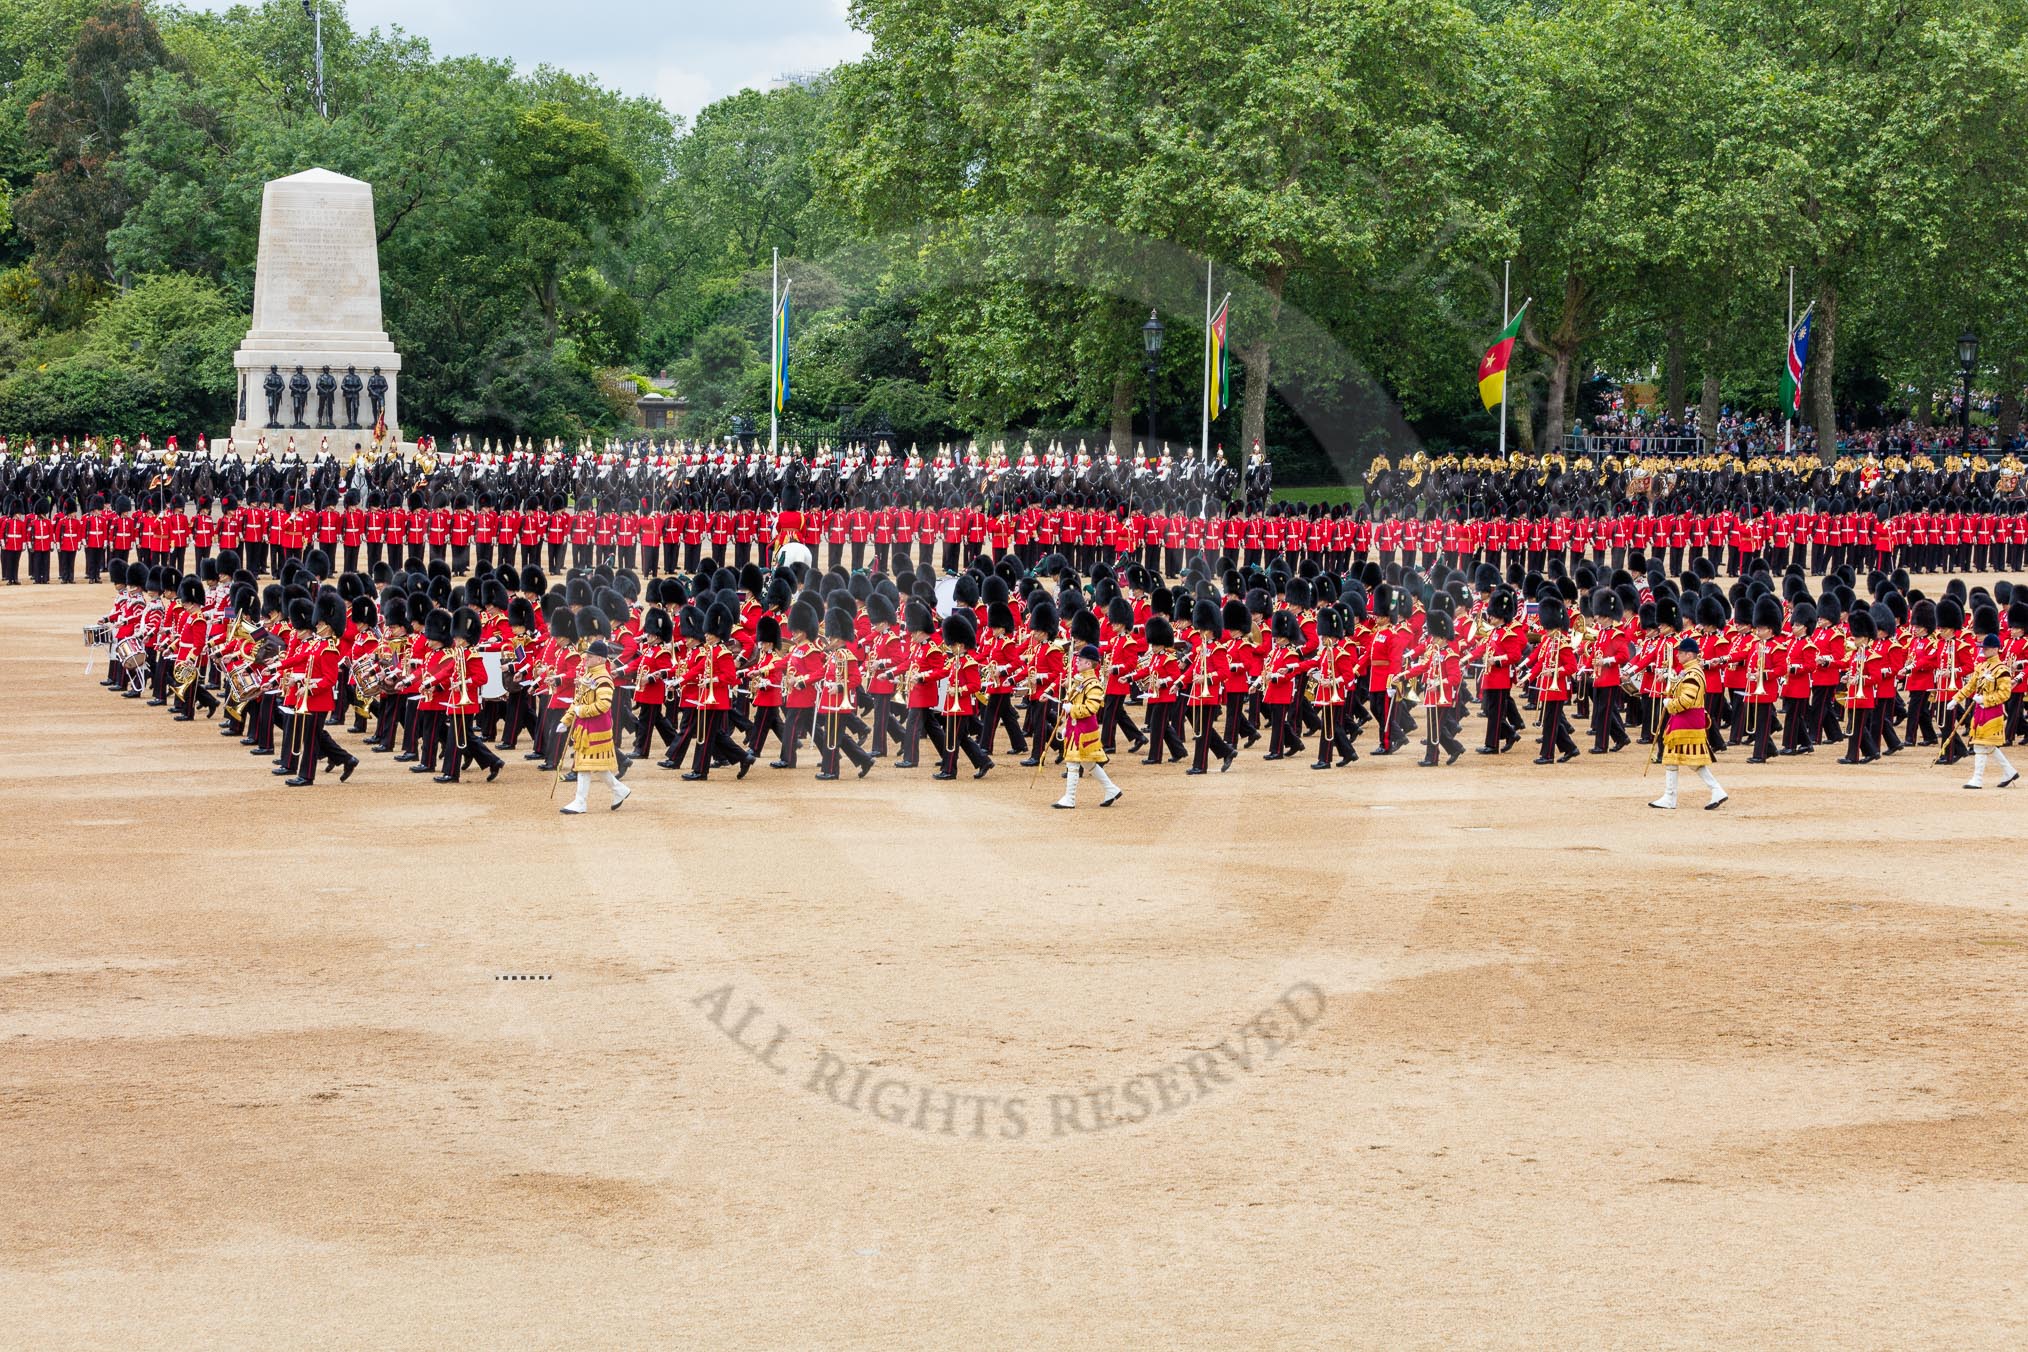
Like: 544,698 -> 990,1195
223,168 -> 405,455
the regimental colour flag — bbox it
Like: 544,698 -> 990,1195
1477,301 -> 1528,410
1207,295 -> 1230,420
1780,311 -> 1812,417
773,284 -> 792,414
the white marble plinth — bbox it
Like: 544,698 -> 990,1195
229,168 -> 404,449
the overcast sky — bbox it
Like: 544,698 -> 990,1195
189,0 -> 871,124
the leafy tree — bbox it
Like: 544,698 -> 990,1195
12,0 -> 172,297
489,101 -> 641,345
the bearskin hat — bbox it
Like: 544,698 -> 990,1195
1538,595 -> 1568,633
1752,594 -> 1784,632
1848,607 -> 1878,641
452,606 -> 482,646
755,615 -> 782,647
1027,598 -> 1059,639
1146,615 -> 1176,648
1222,596 -> 1251,636
1271,610 -> 1301,643
788,600 -> 821,641
1487,588 -> 1518,623
176,576 -> 203,605
423,608 -> 453,646
1425,609 -> 1456,643
941,611 -> 977,648
1192,597 -> 1223,638
1070,608 -> 1102,646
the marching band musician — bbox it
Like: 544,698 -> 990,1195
1475,587 -> 1524,754
1136,615 -> 1190,765
1013,600 -> 1061,768
1401,608 -> 1466,766
682,602 -> 754,780
743,615 -> 790,762
1953,628 -> 2018,790
1529,593 -> 1580,764
1777,601 -> 1820,756
1928,597 -> 1971,764
1836,606 -> 1892,765
170,577 -> 220,722
1052,643 -> 1124,809
534,608 -> 580,774
559,640 -> 630,813
1186,598 -> 1237,775
1741,594 -> 1785,764
814,607 -> 875,779
775,600 -> 823,771
437,608 -> 504,783
629,605 -> 679,761
1098,595 -> 1148,756
281,594 -> 358,787
1649,636 -> 1727,811
1258,611 -> 1314,761
1587,591 -> 1632,754
977,601 -> 1030,758
410,610 -> 453,777
933,612 -> 994,780
861,593 -> 907,758
1306,606 -> 1361,769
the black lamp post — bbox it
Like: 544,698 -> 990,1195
1957,329 -> 1978,454
1142,310 -> 1165,445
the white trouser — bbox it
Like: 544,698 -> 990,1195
1055,762 -> 1119,808
1967,745 -> 2017,787
1651,765 -> 1723,808
571,769 -> 623,810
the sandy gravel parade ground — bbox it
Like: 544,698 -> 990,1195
2,579 -> 2025,1349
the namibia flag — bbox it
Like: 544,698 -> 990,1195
1779,311 -> 1811,417
1477,302 -> 1528,410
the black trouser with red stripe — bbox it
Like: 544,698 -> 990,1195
980,692 -> 1027,755
1189,702 -> 1233,770
938,713 -> 988,775
688,708 -> 747,776
1143,702 -> 1188,763
1482,688 -> 1515,751
1100,692 -> 1143,753
1311,702 -> 1358,765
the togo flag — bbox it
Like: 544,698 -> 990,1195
1780,311 -> 1812,417
1477,302 -> 1528,410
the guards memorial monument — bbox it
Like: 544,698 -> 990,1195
223,168 -> 405,454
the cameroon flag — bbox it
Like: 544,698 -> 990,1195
1477,302 -> 1528,410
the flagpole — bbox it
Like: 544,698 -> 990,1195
1192,261 -> 1208,522
1498,260 -> 1511,461
770,247 -> 780,456
1784,266 -> 1793,457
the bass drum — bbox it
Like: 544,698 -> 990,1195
477,651 -> 507,699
